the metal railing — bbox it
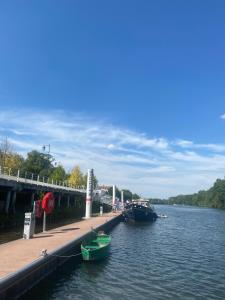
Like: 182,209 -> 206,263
0,166 -> 86,193
0,166 -> 113,206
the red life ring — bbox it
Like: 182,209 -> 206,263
42,192 -> 55,214
35,199 -> 43,218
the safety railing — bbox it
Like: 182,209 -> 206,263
0,166 -> 113,205
0,166 -> 86,193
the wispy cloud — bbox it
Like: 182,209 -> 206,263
0,109 -> 225,198
174,139 -> 225,152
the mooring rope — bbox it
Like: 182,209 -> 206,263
40,249 -> 81,258
48,253 -> 82,258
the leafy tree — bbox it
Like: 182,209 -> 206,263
4,153 -> 24,173
83,173 -> 98,189
50,165 -> 67,182
122,189 -> 132,201
108,186 -> 121,198
68,166 -> 84,187
107,187 -> 136,200
0,137 -> 24,172
132,193 -> 140,200
22,150 -> 54,177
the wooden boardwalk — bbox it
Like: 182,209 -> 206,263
0,212 -> 120,279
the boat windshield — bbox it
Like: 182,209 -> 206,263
132,199 -> 150,207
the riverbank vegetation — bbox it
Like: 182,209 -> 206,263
150,178 -> 225,209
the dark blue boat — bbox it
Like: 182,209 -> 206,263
123,199 -> 158,222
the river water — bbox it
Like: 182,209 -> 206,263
22,205 -> 225,300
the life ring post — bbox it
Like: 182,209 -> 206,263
43,211 -> 47,232
41,192 -> 55,232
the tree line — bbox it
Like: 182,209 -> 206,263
149,178 -> 225,209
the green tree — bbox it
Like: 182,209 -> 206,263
83,173 -> 98,189
107,187 -> 135,200
132,193 -> 140,200
122,189 -> 132,201
50,165 -> 67,182
166,178 -> 225,209
22,150 -> 54,177
108,186 -> 121,198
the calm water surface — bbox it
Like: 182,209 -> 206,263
22,205 -> 225,300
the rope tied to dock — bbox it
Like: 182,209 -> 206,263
40,249 -> 81,258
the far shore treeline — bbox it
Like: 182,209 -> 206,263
150,178 -> 225,209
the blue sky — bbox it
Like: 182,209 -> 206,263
0,1 -> 225,197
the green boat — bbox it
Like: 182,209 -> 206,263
81,231 -> 111,261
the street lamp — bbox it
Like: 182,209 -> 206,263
42,144 -> 51,153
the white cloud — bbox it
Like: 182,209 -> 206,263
220,114 -> 225,119
106,144 -> 116,150
8,138 -> 38,151
175,140 -> 194,147
1,109 -> 225,198
174,139 -> 225,153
